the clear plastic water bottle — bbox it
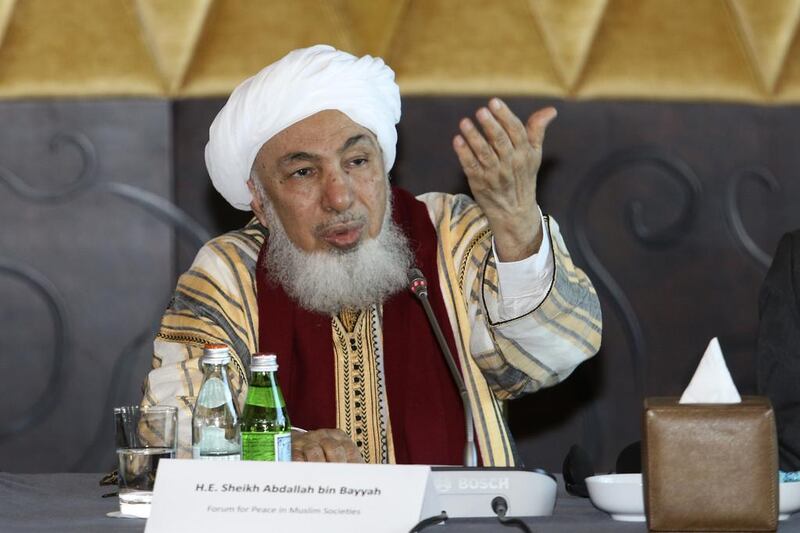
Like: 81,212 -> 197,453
240,353 -> 291,461
192,344 -> 241,460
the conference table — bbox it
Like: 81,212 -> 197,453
2,472 -> 799,532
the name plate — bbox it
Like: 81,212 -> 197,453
145,459 -> 431,533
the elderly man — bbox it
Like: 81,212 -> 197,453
143,45 -> 601,466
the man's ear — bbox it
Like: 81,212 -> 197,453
247,178 -> 269,227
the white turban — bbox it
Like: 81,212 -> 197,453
205,44 -> 401,211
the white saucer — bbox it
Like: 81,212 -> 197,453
586,473 -> 646,522
781,481 -> 800,521
587,476 -> 800,522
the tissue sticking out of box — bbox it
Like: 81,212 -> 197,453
679,337 -> 742,404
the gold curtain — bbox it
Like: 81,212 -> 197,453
0,0 -> 799,102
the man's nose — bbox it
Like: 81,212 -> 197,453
321,167 -> 354,213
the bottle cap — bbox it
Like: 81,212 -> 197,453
251,353 -> 278,372
202,343 -> 231,365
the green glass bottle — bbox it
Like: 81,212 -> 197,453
240,353 -> 292,461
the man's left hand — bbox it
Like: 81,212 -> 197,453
452,98 -> 557,262
291,428 -> 364,463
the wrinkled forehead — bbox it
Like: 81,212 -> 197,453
255,110 -> 382,166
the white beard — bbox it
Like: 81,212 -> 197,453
260,191 -> 413,315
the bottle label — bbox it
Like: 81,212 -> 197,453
193,426 -> 241,459
242,431 -> 292,461
195,377 -> 231,408
275,433 -> 291,461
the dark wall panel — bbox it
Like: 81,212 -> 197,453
0,100 -> 175,472
2,97 -> 799,473
172,99 -> 247,273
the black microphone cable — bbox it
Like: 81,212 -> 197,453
408,511 -> 448,532
492,497 -> 533,533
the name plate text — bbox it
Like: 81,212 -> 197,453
145,459 -> 430,533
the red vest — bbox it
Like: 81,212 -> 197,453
256,187 -> 468,464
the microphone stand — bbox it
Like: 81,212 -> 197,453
409,268 -> 478,467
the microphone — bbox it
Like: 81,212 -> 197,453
408,268 -> 478,467
421,465 -> 557,519
408,269 -> 557,522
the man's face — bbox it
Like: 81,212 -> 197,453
250,110 -> 388,253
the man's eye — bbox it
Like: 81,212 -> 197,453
349,158 -> 368,167
291,168 -> 313,178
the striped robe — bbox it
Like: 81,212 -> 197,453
142,192 -> 602,465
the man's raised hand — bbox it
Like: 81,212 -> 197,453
452,98 -> 556,262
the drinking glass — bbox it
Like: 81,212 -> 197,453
114,405 -> 178,518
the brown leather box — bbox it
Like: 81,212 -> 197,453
642,396 -> 778,532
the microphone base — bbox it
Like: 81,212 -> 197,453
420,466 -> 557,519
